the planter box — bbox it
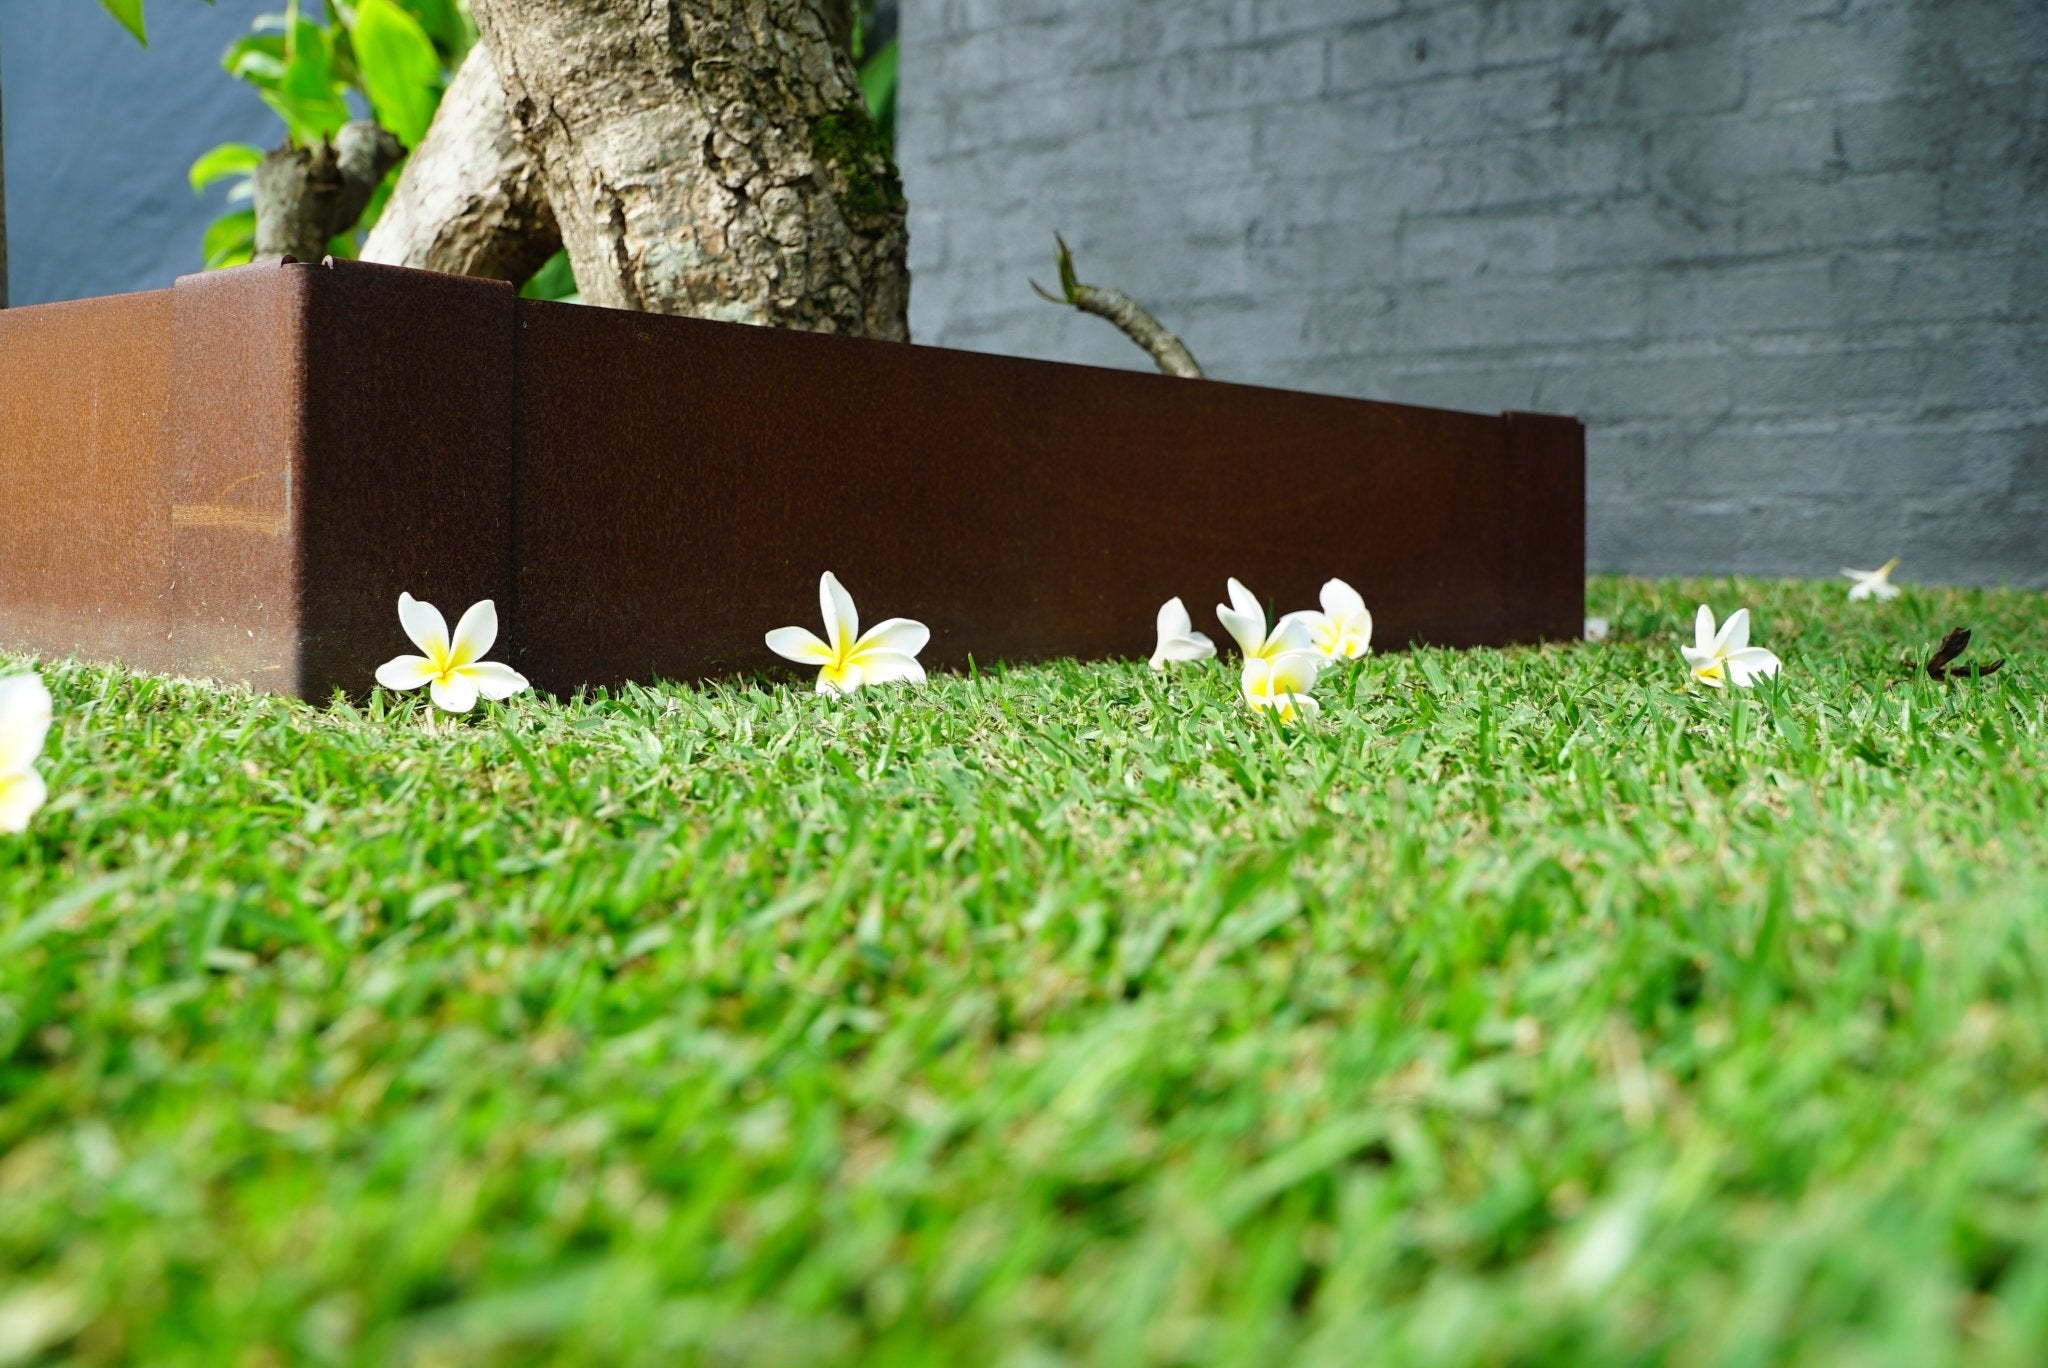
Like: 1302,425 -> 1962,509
1,258 -> 1583,698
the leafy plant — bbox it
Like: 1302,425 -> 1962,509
109,0 -> 900,293
178,0 -> 465,270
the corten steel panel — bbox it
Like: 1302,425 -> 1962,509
3,259 -> 516,696
292,259 -> 515,697
0,290 -> 177,672
509,298 -> 1584,691
1,258 -> 1583,698
165,263 -> 310,686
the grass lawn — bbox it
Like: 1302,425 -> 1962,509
4,575 -> 2047,1366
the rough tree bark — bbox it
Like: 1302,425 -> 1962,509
360,43 -> 560,281
469,0 -> 908,339
253,122 -> 406,264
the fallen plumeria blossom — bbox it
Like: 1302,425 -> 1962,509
375,594 -> 531,713
1280,577 -> 1374,661
767,571 -> 929,695
0,672 -> 53,833
1149,597 -> 1216,670
1584,616 -> 1611,642
1920,626 -> 2003,681
1217,577 -> 1320,670
1843,557 -> 1903,602
1680,605 -> 1782,689
1242,651 -> 1322,721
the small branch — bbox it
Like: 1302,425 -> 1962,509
1031,233 -> 1203,379
253,121 -> 406,265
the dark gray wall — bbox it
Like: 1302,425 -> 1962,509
1,1 -> 273,307
899,0 -> 2048,586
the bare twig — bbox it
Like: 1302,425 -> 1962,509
1032,233 -> 1203,379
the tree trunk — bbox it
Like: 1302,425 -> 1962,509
361,43 -> 560,282
253,122 -> 406,264
469,0 -> 909,339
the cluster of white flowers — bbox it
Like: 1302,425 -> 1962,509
0,556 -> 1915,834
1147,577 -> 1374,721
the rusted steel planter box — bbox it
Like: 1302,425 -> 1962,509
1,258 -> 1583,698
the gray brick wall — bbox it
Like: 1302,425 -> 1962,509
2,3 -> 272,307
898,0 -> 2048,587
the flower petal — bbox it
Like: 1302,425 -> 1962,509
1268,649 -> 1324,695
0,769 -> 48,834
817,662 -> 859,695
1274,608 -> 1324,645
1240,656 -> 1276,703
1156,597 -> 1193,640
429,671 -> 480,713
1267,614 -> 1316,657
853,651 -> 925,687
1225,577 -> 1264,630
0,674 -> 54,777
1320,578 -> 1366,621
1216,604 -> 1268,660
1692,604 -> 1716,653
1151,631 -> 1215,669
820,572 -> 859,656
1276,693 -> 1321,721
1725,646 -> 1782,686
448,599 -> 499,668
766,626 -> 834,664
375,655 -> 438,691
1679,645 -> 1713,672
399,592 -> 450,661
1714,608 -> 1750,655
462,660 -> 530,702
855,617 -> 930,659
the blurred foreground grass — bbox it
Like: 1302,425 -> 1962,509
3,575 -> 2047,1365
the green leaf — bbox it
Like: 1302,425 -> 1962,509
519,249 -> 580,302
202,209 -> 257,271
349,0 -> 443,147
98,0 -> 148,46
859,37 -> 898,149
189,142 -> 265,193
401,0 -> 473,58
223,35 -> 289,88
259,88 -> 352,145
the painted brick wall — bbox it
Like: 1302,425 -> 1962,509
898,0 -> 2047,586
2,2 -> 273,307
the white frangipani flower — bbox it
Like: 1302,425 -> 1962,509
1584,616 -> 1610,642
0,673 -> 54,834
1217,577 -> 1318,667
1241,652 -> 1322,722
1842,557 -> 1902,602
766,571 -> 929,695
1680,605 -> 1782,689
375,593 -> 531,713
1149,597 -> 1215,670
1278,577 -> 1373,661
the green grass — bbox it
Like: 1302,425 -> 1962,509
3,575 -> 2047,1366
